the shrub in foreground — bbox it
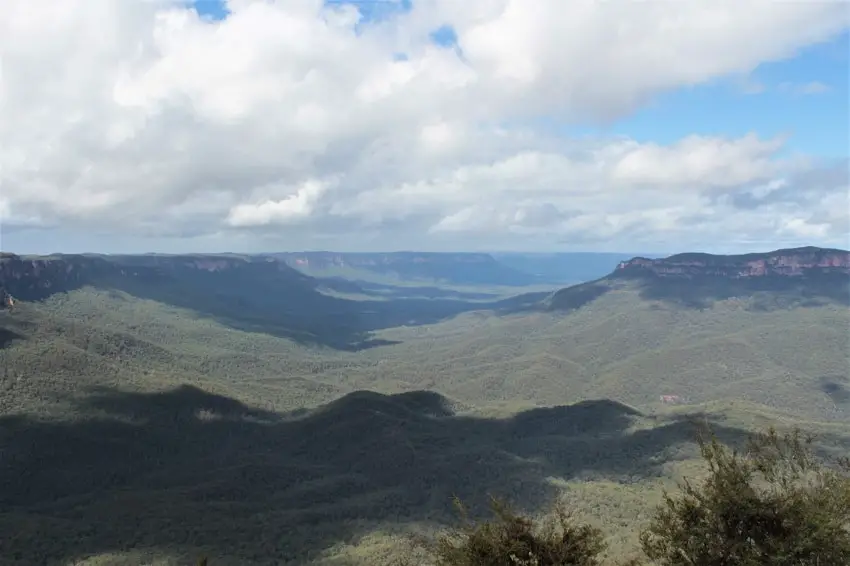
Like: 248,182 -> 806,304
640,427 -> 850,566
430,496 -> 606,566
429,427 -> 850,566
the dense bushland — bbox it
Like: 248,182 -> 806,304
418,427 -> 850,566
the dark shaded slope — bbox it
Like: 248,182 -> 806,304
624,271 -> 849,310
0,253 -> 316,303
0,385 -> 751,565
0,253 -> 507,351
0,253 -> 121,301
540,281 -> 614,312
0,327 -> 24,350
0,252 -> 383,349
821,375 -> 850,405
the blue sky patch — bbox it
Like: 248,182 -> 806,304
429,24 -> 458,48
190,0 -> 229,20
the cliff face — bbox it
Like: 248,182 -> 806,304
0,254 -> 116,303
0,253 -> 310,304
613,247 -> 850,279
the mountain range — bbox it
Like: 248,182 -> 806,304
264,250 -> 645,286
3,246 -> 846,310
1,245 -> 849,565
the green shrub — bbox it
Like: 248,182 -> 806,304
430,496 -> 606,566
640,427 -> 850,566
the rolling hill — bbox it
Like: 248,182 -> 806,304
348,247 -> 850,421
0,245 -> 848,564
3,383 -> 800,566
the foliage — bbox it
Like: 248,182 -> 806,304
430,496 -> 606,566
419,427 -> 850,566
2,277 -> 850,564
640,427 -> 850,566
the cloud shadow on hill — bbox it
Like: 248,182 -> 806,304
0,385 -> 753,565
0,326 -> 24,349
92,268 -> 556,352
86,274 -> 498,352
821,375 -> 850,405
2,256 -> 516,352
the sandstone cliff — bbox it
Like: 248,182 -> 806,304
614,246 -> 850,279
0,253 -> 311,305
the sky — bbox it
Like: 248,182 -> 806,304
1,0 -> 848,255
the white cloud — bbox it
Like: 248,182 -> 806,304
778,80 -> 833,96
0,0 -> 848,252
736,78 -> 834,97
798,81 -> 831,95
609,134 -> 798,188
226,179 -> 329,227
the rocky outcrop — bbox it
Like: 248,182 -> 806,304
0,287 -> 13,309
613,247 -> 850,279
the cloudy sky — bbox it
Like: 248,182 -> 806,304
1,0 -> 848,255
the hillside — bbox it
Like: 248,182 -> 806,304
1,246 -> 847,420
322,246 -> 850,423
0,252 -> 529,351
2,246 -> 847,420
4,382 -> 824,566
0,246 -> 849,564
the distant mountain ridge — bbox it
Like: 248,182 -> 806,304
0,252 -> 382,349
0,251 -> 649,297
0,252 -> 311,302
3,246 -> 847,331
613,246 -> 849,279
0,252 -> 536,350
543,246 -> 850,312
266,251 -> 540,286
267,251 -> 652,286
